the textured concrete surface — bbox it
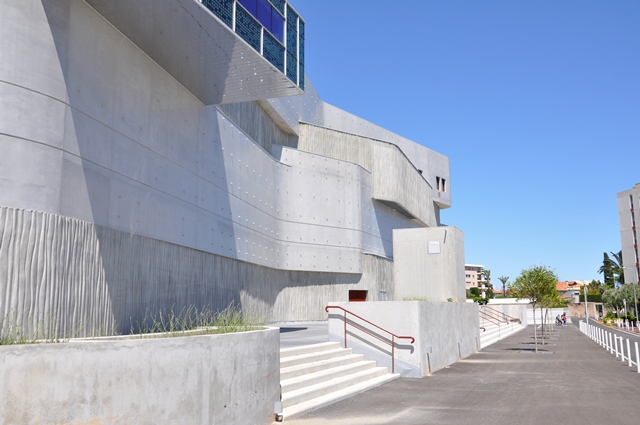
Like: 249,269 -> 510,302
0,328 -> 280,425
283,322 -> 640,425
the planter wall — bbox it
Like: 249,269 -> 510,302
0,327 -> 279,425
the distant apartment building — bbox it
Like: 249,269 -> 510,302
617,184 -> 640,285
465,264 -> 488,289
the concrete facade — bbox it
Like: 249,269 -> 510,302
392,227 -> 466,302
0,327 -> 280,425
617,183 -> 640,285
0,0 -> 460,337
327,301 -> 480,377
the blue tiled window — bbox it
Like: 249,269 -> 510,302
299,37 -> 304,65
286,22 -> 297,54
299,63 -> 304,89
202,0 -> 233,28
264,32 -> 285,72
268,0 -> 285,14
239,0 -> 285,43
286,52 -> 297,83
236,6 -> 261,52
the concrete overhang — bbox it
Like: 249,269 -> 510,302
85,0 -> 303,105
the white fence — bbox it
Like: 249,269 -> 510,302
579,320 -> 640,373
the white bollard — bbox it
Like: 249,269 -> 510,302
627,339 -> 632,367
610,332 -> 614,354
635,341 -> 640,373
621,337 -> 626,362
615,336 -> 619,358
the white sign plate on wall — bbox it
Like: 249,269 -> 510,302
428,241 -> 440,254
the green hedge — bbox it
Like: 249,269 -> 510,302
579,294 -> 602,303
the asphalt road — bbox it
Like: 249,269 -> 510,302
282,322 -> 640,425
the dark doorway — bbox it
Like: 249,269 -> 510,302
349,290 -> 368,302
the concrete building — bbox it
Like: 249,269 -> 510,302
617,184 -> 640,285
0,0 -> 464,337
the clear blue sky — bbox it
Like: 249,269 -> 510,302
291,0 -> 640,283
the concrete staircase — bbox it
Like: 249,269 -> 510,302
277,342 -> 399,421
479,321 -> 526,349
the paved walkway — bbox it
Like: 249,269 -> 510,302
283,322 -> 640,425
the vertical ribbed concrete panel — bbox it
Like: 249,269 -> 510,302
0,207 -> 395,337
217,100 -> 298,155
0,208 -> 115,339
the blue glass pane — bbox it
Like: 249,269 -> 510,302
286,22 -> 297,54
263,32 -> 285,72
271,8 -> 284,42
238,0 -> 256,16
299,20 -> 305,39
299,63 -> 304,89
268,0 -> 285,15
286,52 -> 297,82
236,6 -> 261,52
299,37 -> 304,65
286,5 -> 298,24
202,0 -> 233,28
257,0 -> 271,29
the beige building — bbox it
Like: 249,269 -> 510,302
465,264 -> 489,291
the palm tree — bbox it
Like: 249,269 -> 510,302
610,250 -> 624,286
498,276 -> 509,298
598,252 -> 615,288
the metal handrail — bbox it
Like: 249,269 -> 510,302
478,309 -> 502,327
325,305 -> 414,374
482,305 -> 521,323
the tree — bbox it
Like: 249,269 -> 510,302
611,250 -> 624,286
598,252 -> 615,288
588,279 -> 605,295
603,284 -> 639,319
498,276 -> 509,298
510,265 -> 558,352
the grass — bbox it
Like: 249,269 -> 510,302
1,304 -> 265,345
129,304 -> 265,339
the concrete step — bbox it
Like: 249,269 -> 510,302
277,343 -> 399,421
280,347 -> 353,369
281,372 -> 399,420
281,360 -> 377,393
280,353 -> 365,381
280,342 -> 341,359
282,366 -> 392,408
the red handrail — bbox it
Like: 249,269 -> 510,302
325,305 -> 414,374
482,305 -> 521,323
478,309 -> 502,327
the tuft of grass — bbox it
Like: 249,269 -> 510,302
130,304 -> 265,339
402,296 -> 429,301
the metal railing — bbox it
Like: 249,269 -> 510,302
481,305 -> 522,323
325,305 -> 414,374
478,308 -> 503,326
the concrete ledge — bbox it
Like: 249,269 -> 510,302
0,327 -> 280,425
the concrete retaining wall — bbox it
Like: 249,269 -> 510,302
0,327 -> 280,425
327,301 -> 479,377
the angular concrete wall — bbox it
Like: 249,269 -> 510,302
0,0 -> 457,336
327,301 -> 480,377
0,327 -> 280,425
393,227 -> 466,302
